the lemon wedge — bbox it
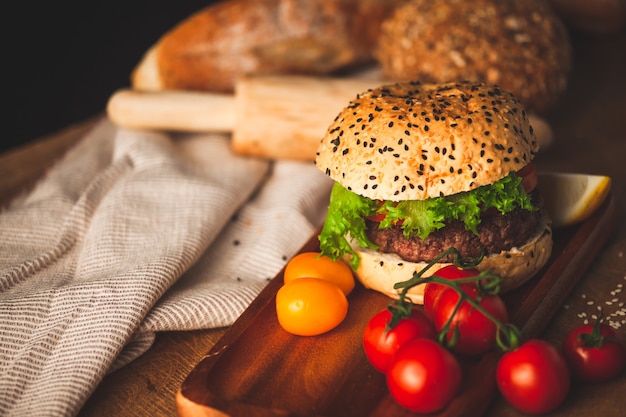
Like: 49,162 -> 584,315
538,172 -> 612,228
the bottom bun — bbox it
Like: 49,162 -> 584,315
350,218 -> 553,305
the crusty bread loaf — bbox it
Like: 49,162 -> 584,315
375,0 -> 572,115
132,0 -> 406,94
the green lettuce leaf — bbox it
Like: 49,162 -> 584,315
318,173 -> 536,270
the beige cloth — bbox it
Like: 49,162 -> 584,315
0,118 -> 332,416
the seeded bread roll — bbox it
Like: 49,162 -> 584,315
316,81 -> 538,202
375,0 -> 572,115
132,0 -> 406,94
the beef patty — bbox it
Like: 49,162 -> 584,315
366,206 -> 543,263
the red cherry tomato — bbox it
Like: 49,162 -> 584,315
497,339 -> 570,415
386,338 -> 462,413
562,321 -> 626,383
423,265 -> 480,319
363,308 -> 436,373
431,283 -> 508,356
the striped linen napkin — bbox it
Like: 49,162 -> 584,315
0,118 -> 332,416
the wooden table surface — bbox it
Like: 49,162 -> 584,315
1,31 -> 625,417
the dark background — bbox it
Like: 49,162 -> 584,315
6,1 -> 625,154
6,1 -> 213,153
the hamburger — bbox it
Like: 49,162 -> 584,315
315,81 -> 552,304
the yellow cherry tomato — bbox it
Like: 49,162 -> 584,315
276,278 -> 348,336
284,252 -> 355,295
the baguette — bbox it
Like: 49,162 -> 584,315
132,0 -> 405,94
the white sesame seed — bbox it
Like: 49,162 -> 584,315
587,300 -> 594,305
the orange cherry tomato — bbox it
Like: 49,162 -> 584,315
284,252 -> 355,295
276,278 -> 348,336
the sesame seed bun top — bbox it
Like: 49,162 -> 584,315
315,81 -> 538,202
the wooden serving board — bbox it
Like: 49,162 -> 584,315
177,192 -> 617,417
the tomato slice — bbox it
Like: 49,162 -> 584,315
517,163 -> 537,194
364,201 -> 403,224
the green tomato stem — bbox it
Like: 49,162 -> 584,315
390,247 -> 522,352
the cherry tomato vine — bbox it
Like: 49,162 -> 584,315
391,247 -> 522,353
364,246 -> 591,414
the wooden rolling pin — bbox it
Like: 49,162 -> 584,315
107,75 -> 553,161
